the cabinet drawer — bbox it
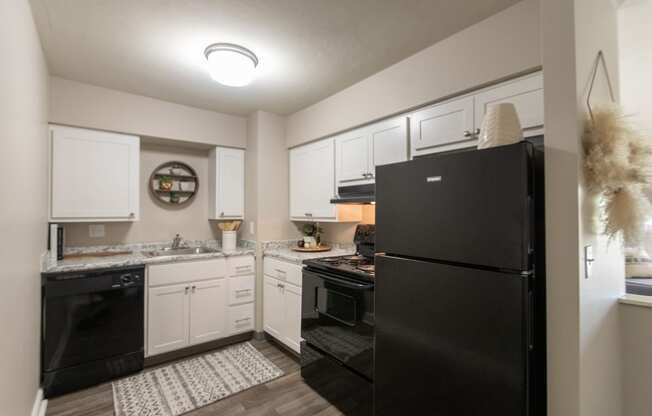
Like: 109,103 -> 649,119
227,275 -> 255,305
148,258 -> 226,287
228,303 -> 254,334
264,257 -> 303,286
227,255 -> 255,277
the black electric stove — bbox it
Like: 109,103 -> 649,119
300,224 -> 375,416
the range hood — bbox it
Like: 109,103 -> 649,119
330,183 -> 375,204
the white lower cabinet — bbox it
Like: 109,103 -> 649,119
282,283 -> 302,352
263,276 -> 285,340
227,303 -> 255,334
148,283 -> 190,356
263,257 -> 303,353
146,256 -> 255,357
189,279 -> 227,346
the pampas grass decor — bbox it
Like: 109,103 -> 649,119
583,106 -> 652,243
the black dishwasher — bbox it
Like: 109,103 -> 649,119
41,266 -> 145,398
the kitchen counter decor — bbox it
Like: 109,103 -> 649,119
149,161 -> 198,206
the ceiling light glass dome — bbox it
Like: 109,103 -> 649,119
204,43 -> 258,87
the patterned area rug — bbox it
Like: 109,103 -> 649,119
112,342 -> 284,416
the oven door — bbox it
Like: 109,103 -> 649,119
301,268 -> 374,380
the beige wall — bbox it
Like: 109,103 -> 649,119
621,304 -> 652,416
244,111 -> 301,331
319,205 -> 376,244
618,2 -> 652,415
64,143 -> 221,246
50,76 -> 247,148
286,0 -> 541,147
619,0 -> 652,137
575,2 -> 624,416
541,0 -> 624,414
0,0 -> 49,413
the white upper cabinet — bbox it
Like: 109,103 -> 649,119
49,125 -> 140,222
290,138 -> 352,221
369,117 -> 409,170
411,71 -> 544,157
410,96 -> 475,157
335,116 -> 408,184
209,147 -> 245,219
336,130 -> 369,183
474,72 -> 544,137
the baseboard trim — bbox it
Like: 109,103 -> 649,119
31,388 -> 48,416
144,332 -> 254,367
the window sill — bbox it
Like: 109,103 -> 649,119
619,294 -> 652,309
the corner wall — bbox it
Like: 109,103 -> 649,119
244,111 -> 301,331
0,0 -> 49,413
49,76 -> 247,148
286,0 -> 541,147
540,0 -> 624,414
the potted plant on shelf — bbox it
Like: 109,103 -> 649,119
302,222 -> 323,248
159,175 -> 174,192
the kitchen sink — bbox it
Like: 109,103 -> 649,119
143,246 -> 218,258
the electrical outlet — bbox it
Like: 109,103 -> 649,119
249,221 -> 255,235
584,245 -> 594,279
89,224 -> 105,238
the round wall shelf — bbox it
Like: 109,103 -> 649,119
149,161 -> 198,206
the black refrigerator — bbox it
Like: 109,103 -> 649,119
374,138 -> 546,416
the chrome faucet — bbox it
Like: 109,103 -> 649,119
171,234 -> 183,249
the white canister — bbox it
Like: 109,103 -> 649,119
477,103 -> 523,150
222,231 -> 237,253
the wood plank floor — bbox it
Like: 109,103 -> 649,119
46,339 -> 344,416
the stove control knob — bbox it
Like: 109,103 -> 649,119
121,274 -> 133,284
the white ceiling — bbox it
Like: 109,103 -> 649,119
30,0 -> 521,116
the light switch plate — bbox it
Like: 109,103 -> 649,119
89,224 -> 105,238
584,245 -> 594,279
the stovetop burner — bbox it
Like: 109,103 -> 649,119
304,254 -> 375,280
303,224 -> 376,281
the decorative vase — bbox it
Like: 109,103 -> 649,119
477,103 -> 523,150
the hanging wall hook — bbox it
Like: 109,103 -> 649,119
586,50 -> 616,123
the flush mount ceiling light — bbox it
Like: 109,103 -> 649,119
204,43 -> 258,87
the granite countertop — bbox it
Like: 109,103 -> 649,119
262,240 -> 356,265
42,240 -> 255,274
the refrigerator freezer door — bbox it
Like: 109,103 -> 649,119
374,255 -> 530,416
376,141 -> 532,271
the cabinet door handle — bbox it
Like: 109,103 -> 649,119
277,283 -> 285,289
474,128 -> 481,136
304,212 -> 313,217
235,289 -> 252,293
235,317 -> 251,323
463,130 -> 473,137
185,286 -> 189,294
191,285 -> 196,293
129,212 -> 135,218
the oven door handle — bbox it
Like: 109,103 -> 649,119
307,271 -> 374,290
315,307 -> 356,327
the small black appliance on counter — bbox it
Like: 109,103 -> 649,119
41,266 -> 145,398
300,224 -> 375,416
